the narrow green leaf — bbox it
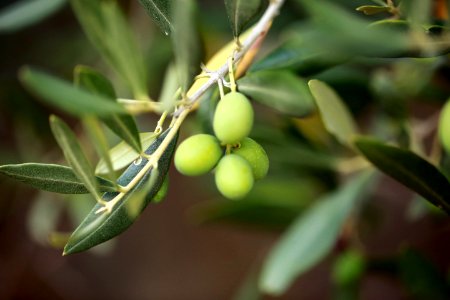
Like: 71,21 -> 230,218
225,0 -> 263,37
63,129 -> 179,255
259,172 -> 376,295
439,99 -> 450,154
250,36 -> 348,75
354,137 -> 450,214
0,0 -> 66,33
82,116 -> 116,181
171,0 -> 202,93
237,70 -> 315,117
50,115 -> 101,200
152,175 -> 169,204
70,0 -> 148,100
96,132 -> 158,174
126,168 -> 159,218
74,65 -> 142,152
0,163 -> 116,194
137,0 -> 172,35
20,67 -> 126,117
308,79 -> 358,146
158,63 -> 180,113
294,0 -> 410,58
356,5 -> 390,15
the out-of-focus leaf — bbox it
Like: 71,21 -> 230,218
294,0 -> 411,58
225,0 -> 263,37
20,67 -> 126,117
63,129 -> 178,255
27,193 -> 64,246
82,116 -> 116,180
0,163 -> 116,194
439,99 -> 450,154
250,36 -> 348,75
50,115 -> 101,200
158,63 -> 179,113
332,250 -> 366,287
354,136 -> 450,214
74,65 -> 142,153
308,79 -> 358,147
152,175 -> 169,203
259,171 -> 376,295
70,0 -> 148,100
399,249 -> 450,299
191,177 -> 319,227
0,0 -> 66,33
233,266 -> 262,300
356,5 -> 390,15
96,132 -> 158,174
137,0 -> 172,35
171,0 -> 202,93
237,70 -> 315,117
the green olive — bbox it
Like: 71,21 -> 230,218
213,92 -> 254,144
232,137 -> 269,180
439,100 -> 450,153
215,154 -> 254,200
174,134 -> 223,176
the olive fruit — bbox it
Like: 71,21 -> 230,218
213,92 -> 254,144
232,137 -> 269,180
215,154 -> 254,200
174,134 -> 222,176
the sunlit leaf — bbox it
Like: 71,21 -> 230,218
137,0 -> 172,35
439,99 -> 450,154
74,65 -> 142,153
20,67 -> 126,117
63,129 -> 178,255
0,163 -> 116,194
259,171 -> 376,295
50,115 -> 101,200
96,132 -> 158,175
225,0 -> 263,37
308,79 -> 358,147
354,136 -> 450,214
0,0 -> 66,33
70,0 -> 148,99
237,70 -> 315,117
171,0 -> 202,93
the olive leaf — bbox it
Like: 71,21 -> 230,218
439,99 -> 450,154
137,0 -> 172,35
225,0 -> 264,37
250,36 -> 348,76
0,0 -> 66,33
0,163 -> 116,194
74,65 -> 142,153
20,67 -> 126,117
70,0 -> 148,100
237,70 -> 315,117
308,79 -> 358,147
171,0 -> 202,93
259,171 -> 376,295
63,129 -> 178,255
354,136 -> 450,214
50,115 -> 102,200
96,132 -> 158,175
356,5 -> 391,16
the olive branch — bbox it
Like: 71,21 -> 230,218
96,0 -> 286,214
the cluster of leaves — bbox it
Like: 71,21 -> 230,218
0,0 -> 450,298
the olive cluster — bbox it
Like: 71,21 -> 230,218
174,92 -> 269,200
